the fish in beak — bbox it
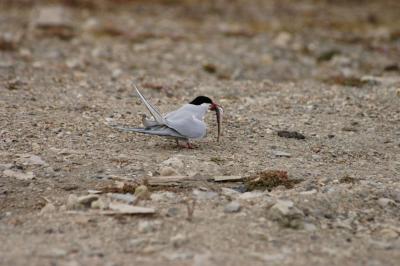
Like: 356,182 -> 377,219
210,103 -> 223,142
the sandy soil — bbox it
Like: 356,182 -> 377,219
1,0 -> 400,265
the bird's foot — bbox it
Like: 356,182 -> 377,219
175,139 -> 195,149
186,142 -> 194,149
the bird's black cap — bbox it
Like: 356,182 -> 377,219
190,96 -> 213,105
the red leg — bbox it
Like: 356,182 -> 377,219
186,142 -> 194,149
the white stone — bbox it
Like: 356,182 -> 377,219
238,191 -> 264,200
193,189 -> 218,200
3,169 -> 35,180
159,166 -> 178,176
161,157 -> 184,169
224,201 -> 241,213
171,233 -> 188,248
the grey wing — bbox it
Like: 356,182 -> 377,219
165,106 -> 207,139
111,125 -> 187,139
134,84 -> 166,125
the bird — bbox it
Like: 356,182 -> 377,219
110,84 -> 223,148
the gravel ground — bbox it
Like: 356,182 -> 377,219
1,0 -> 400,265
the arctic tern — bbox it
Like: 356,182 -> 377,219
111,85 -> 223,148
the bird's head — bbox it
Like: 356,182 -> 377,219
190,96 -> 223,142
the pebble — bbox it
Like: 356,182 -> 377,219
221,187 -> 241,198
109,193 -> 136,204
34,6 -> 73,29
392,190 -> 400,203
272,150 -> 292,158
166,207 -> 180,217
377,198 -> 397,208
151,191 -> 177,202
224,201 -> 241,213
269,200 -> 304,229
238,191 -> 264,200
378,228 -> 399,240
108,202 -> 155,214
304,223 -> 317,232
193,189 -> 218,200
0,163 -> 13,170
91,199 -> 108,210
277,130 -> 305,139
3,169 -> 35,180
165,252 -> 193,261
273,32 -> 292,48
111,69 -> 122,81
0,32 -> 20,51
77,195 -> 99,206
138,221 -> 159,233
171,233 -> 188,248
159,166 -> 178,176
66,194 -> 83,210
17,154 -> 47,166
41,248 -> 68,258
161,157 -> 184,169
134,185 -> 150,200
193,254 -> 214,266
40,203 -> 56,215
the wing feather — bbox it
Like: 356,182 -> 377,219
111,125 -> 186,139
133,84 -> 166,125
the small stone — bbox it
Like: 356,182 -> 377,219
392,191 -> 400,203
377,198 -> 397,208
77,195 -> 99,206
193,189 -> 218,200
138,221 -> 158,233
269,200 -> 304,229
273,32 -> 292,48
161,157 -> 184,169
270,200 -> 294,215
90,199 -> 108,210
151,191 -> 177,202
66,58 -> 84,70
165,252 -> 194,261
277,130 -> 305,139
3,169 -> 35,180
66,194 -> 82,210
34,6 -> 73,30
171,233 -> 188,248
33,6 -> 74,39
166,207 -> 180,217
0,32 -> 20,51
224,201 -> 241,213
0,163 -> 13,170
238,191 -> 264,200
128,238 -> 147,248
18,154 -> 47,166
379,228 -> 399,240
193,254 -> 214,266
304,223 -> 317,232
272,150 -> 292,158
107,202 -> 155,215
40,203 -> 56,215
134,185 -> 150,200
109,193 -> 136,204
221,187 -> 240,197
159,166 -> 178,176
41,248 -> 68,258
111,69 -> 122,81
